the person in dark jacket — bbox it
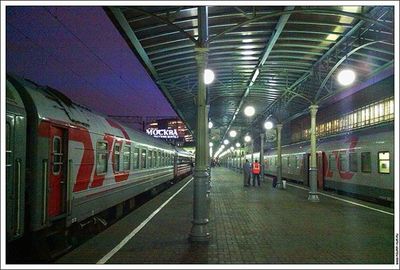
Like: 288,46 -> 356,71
243,159 -> 251,187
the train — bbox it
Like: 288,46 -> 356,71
228,125 -> 394,206
5,74 -> 194,258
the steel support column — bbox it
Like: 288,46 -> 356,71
260,133 -> 265,181
251,140 -> 254,163
275,124 -> 283,189
189,6 -> 210,242
308,105 -> 320,202
206,105 -> 211,193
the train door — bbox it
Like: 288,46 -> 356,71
303,154 -> 309,186
316,152 -> 324,189
6,114 -> 26,241
48,126 -> 67,218
306,152 -> 324,189
173,154 -> 178,178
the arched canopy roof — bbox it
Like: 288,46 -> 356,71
106,5 -> 394,145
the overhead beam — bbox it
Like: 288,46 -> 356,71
253,6 -> 391,125
209,7 -> 392,43
282,63 -> 394,125
133,7 -> 198,44
219,6 -> 294,145
107,7 -> 193,132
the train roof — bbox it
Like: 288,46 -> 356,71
6,79 -> 26,113
6,74 -> 179,151
175,147 -> 194,157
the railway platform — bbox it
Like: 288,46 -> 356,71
57,167 -> 394,264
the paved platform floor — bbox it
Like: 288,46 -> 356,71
58,167 -> 394,265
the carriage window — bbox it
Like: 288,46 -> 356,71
339,153 -> 348,171
6,122 -> 12,167
123,145 -> 131,171
290,156 -> 296,169
158,151 -> 162,166
133,147 -> 140,169
349,152 -> 358,172
52,136 -> 62,175
329,154 -> 336,171
361,152 -> 371,173
378,151 -> 390,174
96,141 -> 108,174
148,150 -> 153,168
141,149 -> 147,169
114,144 -> 121,172
154,151 -> 158,167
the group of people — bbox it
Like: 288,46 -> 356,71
243,159 -> 262,187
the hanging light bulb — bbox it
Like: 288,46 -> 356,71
337,69 -> 356,86
204,69 -> 215,85
244,106 -> 255,117
264,121 -> 274,130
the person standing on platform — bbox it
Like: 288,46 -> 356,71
252,159 -> 261,187
243,159 -> 251,187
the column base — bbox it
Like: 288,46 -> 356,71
189,219 -> 210,242
308,192 -> 320,202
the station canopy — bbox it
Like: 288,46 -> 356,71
106,5 -> 394,145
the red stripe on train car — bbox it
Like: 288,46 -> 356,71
106,119 -> 131,182
333,136 -> 359,180
70,127 -> 94,192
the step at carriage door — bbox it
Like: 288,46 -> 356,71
48,125 -> 67,218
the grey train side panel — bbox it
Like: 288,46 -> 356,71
6,81 -> 27,242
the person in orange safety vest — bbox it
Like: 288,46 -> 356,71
252,160 -> 261,187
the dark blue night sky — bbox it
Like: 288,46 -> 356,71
6,6 -> 177,118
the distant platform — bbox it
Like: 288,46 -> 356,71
58,167 -> 394,264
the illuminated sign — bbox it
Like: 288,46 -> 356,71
146,128 -> 179,139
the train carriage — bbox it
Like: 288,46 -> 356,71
6,75 -> 193,250
245,125 -> 394,205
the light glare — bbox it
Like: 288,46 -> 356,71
264,121 -> 274,130
244,135 -> 251,142
208,121 -> 213,129
223,139 -> 229,145
244,106 -> 255,117
241,50 -> 256,55
337,69 -> 356,86
204,69 -> 215,84
229,130 -> 237,137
